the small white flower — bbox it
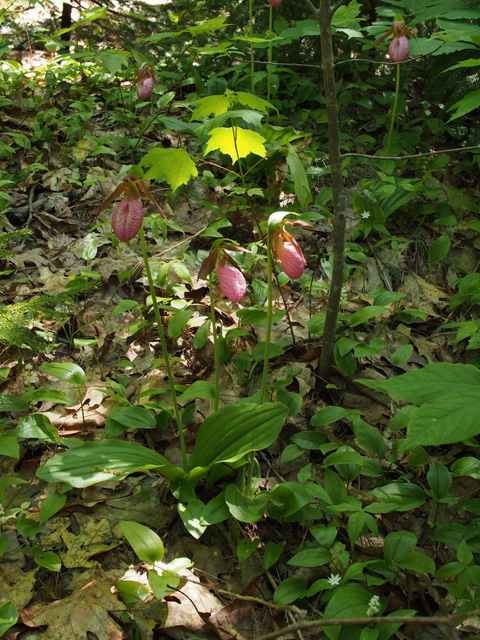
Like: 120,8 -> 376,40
361,211 -> 370,219
367,595 -> 381,616
327,573 -> 342,586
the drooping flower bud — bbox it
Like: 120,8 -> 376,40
112,196 -> 143,242
267,0 -> 282,6
137,76 -> 154,100
271,225 -> 306,280
215,262 -> 247,302
388,35 -> 409,62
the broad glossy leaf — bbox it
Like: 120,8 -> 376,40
384,531 -> 416,565
273,578 -> 307,605
0,602 -> 17,636
321,584 -> 372,640
404,390 -> 480,446
179,380 -> 216,402
36,439 -> 183,487
367,483 -> 425,513
105,406 -> 156,437
12,414 -> 61,444
286,146 -> 312,208
428,234 -> 450,264
39,494 -> 66,525
225,484 -> 267,523
378,362 -> 480,404
178,499 -> 206,538
287,547 -> 331,567
34,551 -> 61,572
114,580 -> 151,608
119,521 -> 164,563
0,435 -> 19,459
188,402 -> 288,470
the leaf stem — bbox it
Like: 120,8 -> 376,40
139,225 -> 187,469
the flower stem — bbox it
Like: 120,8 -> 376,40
139,225 -> 187,469
260,228 -> 273,405
384,62 -> 401,173
249,0 -> 255,94
209,274 -> 220,412
267,5 -> 273,110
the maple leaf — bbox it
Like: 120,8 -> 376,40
205,127 -> 267,164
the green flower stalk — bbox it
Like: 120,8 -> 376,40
100,175 -> 186,468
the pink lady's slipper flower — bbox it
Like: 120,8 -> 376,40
136,65 -> 159,100
112,187 -> 143,242
271,223 -> 307,280
198,246 -> 248,303
374,19 -> 415,63
215,260 -> 247,303
389,33 -> 409,63
267,0 -> 282,6
98,174 -> 166,242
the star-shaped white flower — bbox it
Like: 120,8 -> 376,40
327,573 -> 342,586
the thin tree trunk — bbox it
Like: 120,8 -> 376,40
60,2 -> 72,40
314,0 -> 347,390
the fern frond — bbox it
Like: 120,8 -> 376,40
0,282 -> 98,352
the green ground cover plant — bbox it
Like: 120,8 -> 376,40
1,0 -> 480,637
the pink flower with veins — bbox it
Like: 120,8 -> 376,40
112,197 -> 143,242
267,0 -> 282,6
137,76 -> 154,100
271,225 -> 306,280
215,261 -> 247,303
388,35 -> 409,63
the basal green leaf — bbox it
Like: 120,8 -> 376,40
36,439 -> 183,487
105,406 -> 156,437
188,402 -> 288,470
40,361 -> 86,386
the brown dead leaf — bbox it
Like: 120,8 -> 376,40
57,515 -> 121,569
20,574 -> 125,640
398,273 -> 449,317
0,565 -> 37,609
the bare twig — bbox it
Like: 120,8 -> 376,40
343,145 -> 480,160
256,609 -> 480,640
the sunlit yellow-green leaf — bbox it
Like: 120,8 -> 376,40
143,148 -> 198,192
205,127 -> 266,164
